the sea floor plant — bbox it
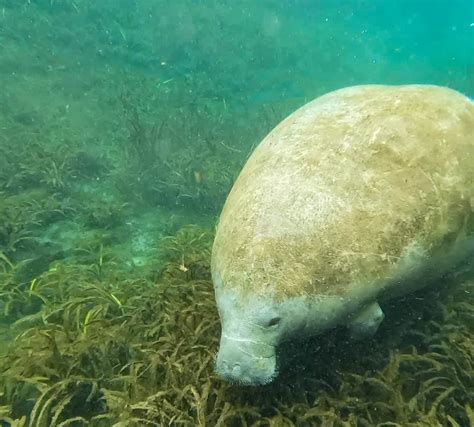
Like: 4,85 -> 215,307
0,224 -> 472,426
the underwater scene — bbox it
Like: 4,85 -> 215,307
0,0 -> 473,426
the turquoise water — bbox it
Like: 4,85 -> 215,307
0,1 -> 473,425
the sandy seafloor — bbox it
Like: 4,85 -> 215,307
0,1 -> 473,426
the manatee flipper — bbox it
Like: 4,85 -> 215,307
349,302 -> 385,339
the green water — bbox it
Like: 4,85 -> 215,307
0,1 -> 473,426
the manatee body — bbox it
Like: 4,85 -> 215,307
211,85 -> 474,386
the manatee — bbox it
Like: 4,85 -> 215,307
211,85 -> 474,386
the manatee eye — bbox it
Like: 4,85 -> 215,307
266,317 -> 281,327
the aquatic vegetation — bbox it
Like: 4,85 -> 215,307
81,199 -> 128,230
0,191 -> 63,257
158,224 -> 214,280
0,221 -> 472,426
0,257 -> 42,322
0,136 -> 109,198
114,85 -> 237,214
120,93 -> 167,173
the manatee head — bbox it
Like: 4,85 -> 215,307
213,273 -> 314,386
214,291 -> 280,385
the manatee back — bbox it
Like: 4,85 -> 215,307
212,85 -> 474,299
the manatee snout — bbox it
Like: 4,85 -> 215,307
215,333 -> 277,386
212,277 -> 283,385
